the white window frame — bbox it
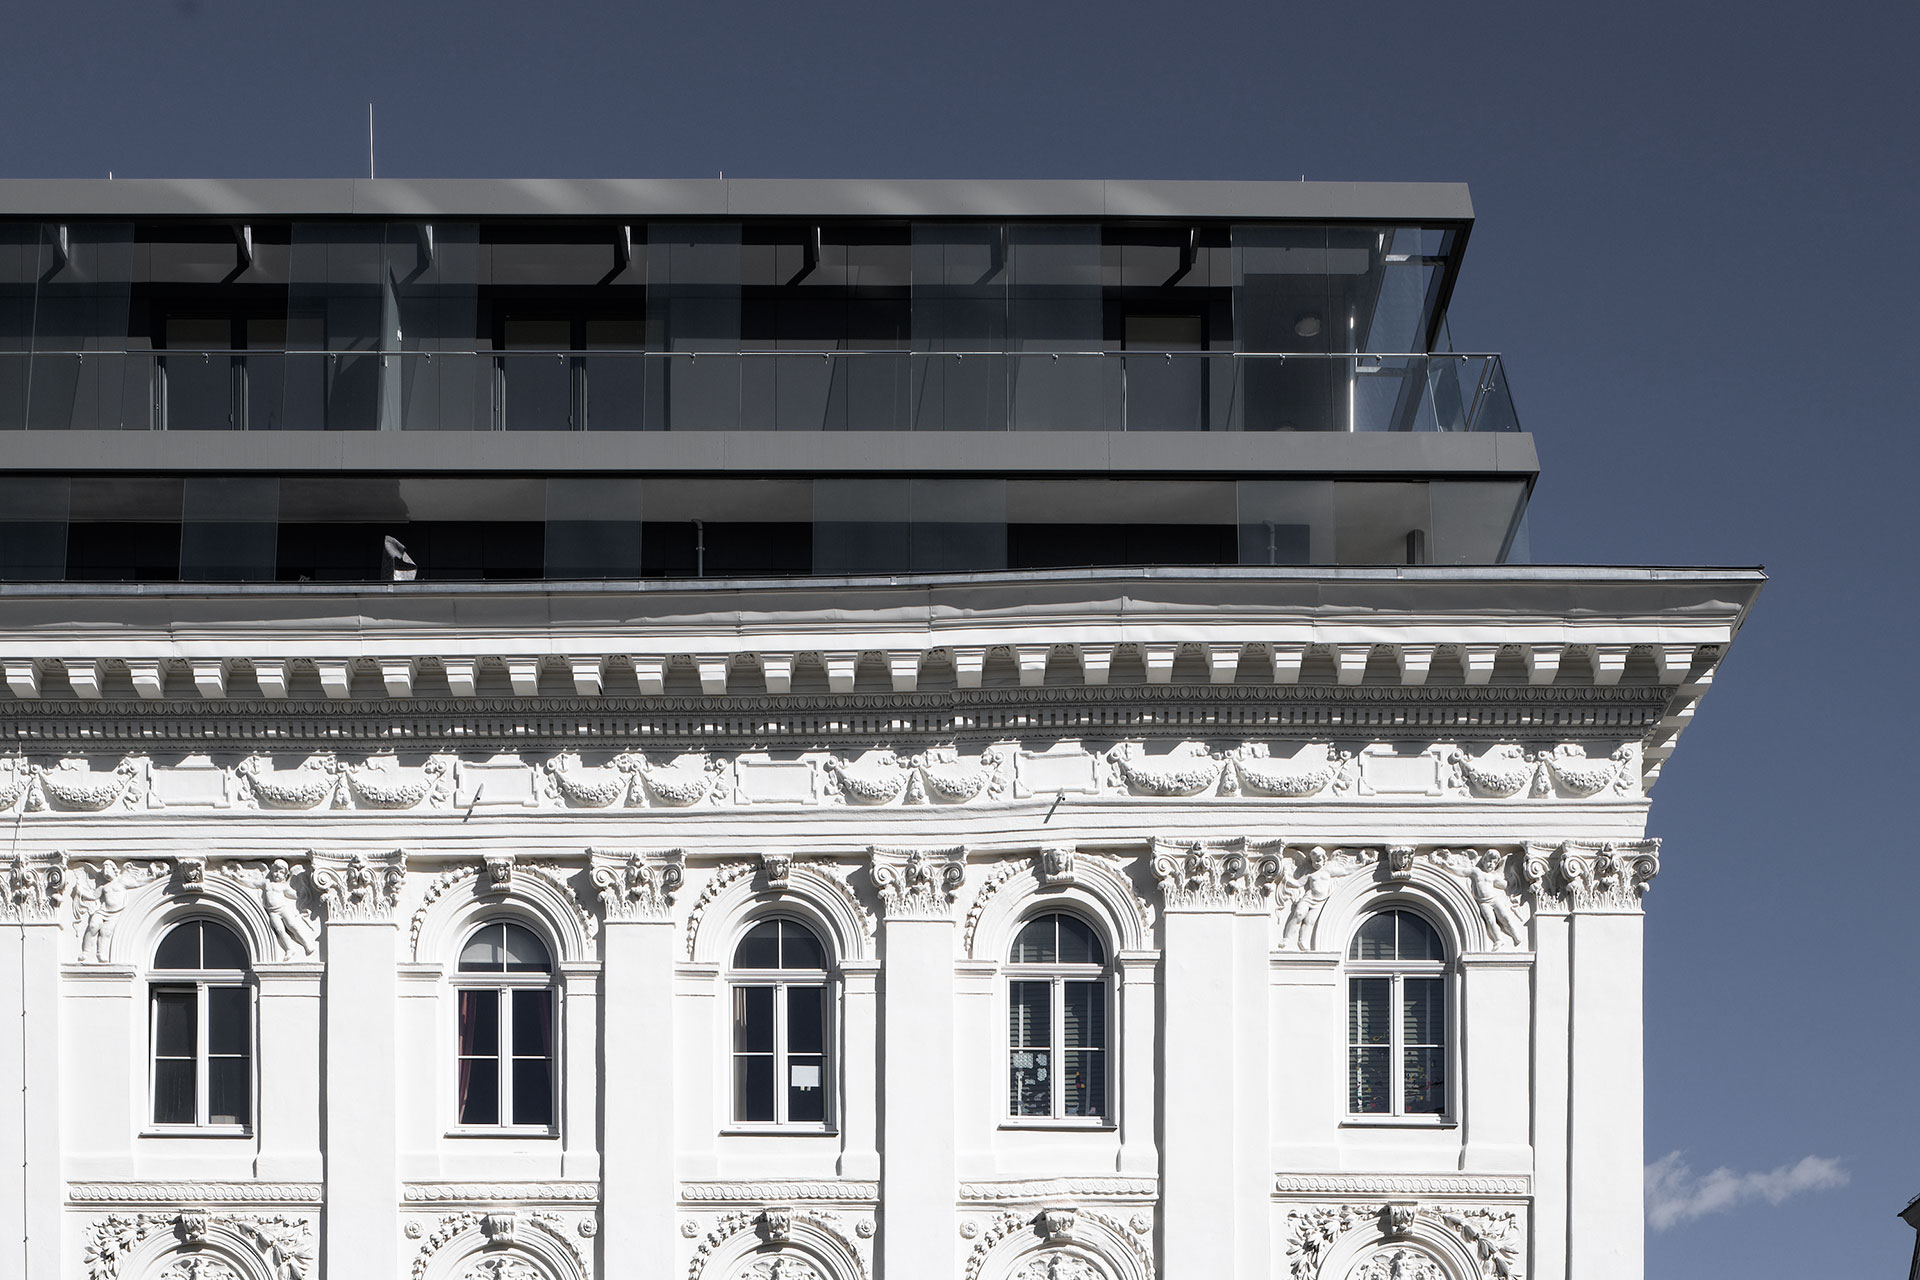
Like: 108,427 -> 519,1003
1344,908 -> 1452,1123
726,916 -> 835,1131
451,922 -> 560,1136
1004,912 -> 1111,1127
147,920 -> 254,1135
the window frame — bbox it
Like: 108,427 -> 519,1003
450,919 -> 560,1137
1343,906 -> 1455,1125
725,915 -> 836,1132
1003,910 -> 1113,1128
146,918 -> 255,1136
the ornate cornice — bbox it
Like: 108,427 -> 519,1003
958,1178 -> 1157,1202
680,1181 -> 878,1203
68,1182 -> 323,1204
1273,1175 -> 1529,1197
401,1181 -> 599,1203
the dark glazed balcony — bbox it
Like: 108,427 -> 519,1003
0,350 -> 1517,434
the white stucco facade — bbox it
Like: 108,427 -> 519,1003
0,568 -> 1758,1280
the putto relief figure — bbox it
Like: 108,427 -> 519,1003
70,859 -> 160,962
227,859 -> 321,958
1276,846 -> 1376,950
1446,848 -> 1527,949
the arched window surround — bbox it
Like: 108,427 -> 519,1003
147,917 -> 255,1133
1003,907 -> 1115,1126
1343,903 -> 1457,1123
725,910 -> 838,1130
452,917 -> 560,1134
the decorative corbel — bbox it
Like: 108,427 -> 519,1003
482,851 -> 515,893
589,847 -> 685,921
868,846 -> 966,919
310,849 -> 407,921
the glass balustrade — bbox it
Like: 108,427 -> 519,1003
0,351 -> 1518,433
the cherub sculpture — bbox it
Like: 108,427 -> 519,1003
1441,848 -> 1527,949
227,859 -> 320,958
69,860 -> 158,962
1276,847 -> 1375,950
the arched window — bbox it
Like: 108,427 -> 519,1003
455,921 -> 555,1130
150,919 -> 252,1130
730,918 -> 831,1126
1347,909 -> 1448,1117
1007,912 -> 1108,1121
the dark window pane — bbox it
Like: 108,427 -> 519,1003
511,1057 -> 553,1127
1404,1046 -> 1445,1113
1396,911 -> 1444,962
1349,1046 -> 1390,1113
1011,917 -> 1056,964
209,1056 -> 250,1126
153,989 -> 197,1056
734,920 -> 780,970
458,1057 -> 499,1125
1064,1049 -> 1103,1117
733,985 -> 774,1053
459,923 -> 503,972
153,1058 -> 196,1124
734,1055 -> 774,1122
1063,981 -> 1104,1050
458,990 -> 499,1056
787,984 -> 825,1055
154,924 -> 200,970
1009,1049 -> 1051,1116
500,923 -> 551,973
1009,981 -> 1049,1048
512,989 -> 553,1057
1056,915 -> 1102,966
779,921 -> 825,971
1348,978 -> 1390,1046
1403,978 -> 1445,1046
1350,914 -> 1396,960
207,986 -> 251,1055
787,1054 -> 826,1122
197,922 -> 247,971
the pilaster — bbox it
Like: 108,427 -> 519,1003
1528,839 -> 1659,1280
255,962 -> 324,1181
1,851 -> 67,1280
871,845 -> 965,1280
1150,839 -> 1275,1279
592,847 -> 683,1277
314,847 -> 406,1279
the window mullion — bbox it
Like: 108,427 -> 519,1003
773,980 -> 788,1125
1052,976 -> 1065,1119
196,982 -> 211,1127
500,986 -> 514,1126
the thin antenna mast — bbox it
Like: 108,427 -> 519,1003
368,103 -> 375,179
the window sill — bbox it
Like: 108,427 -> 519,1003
719,1125 -> 839,1137
140,1126 -> 252,1139
999,1118 -> 1116,1132
445,1127 -> 559,1139
1339,1115 -> 1458,1130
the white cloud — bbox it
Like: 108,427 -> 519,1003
1645,1150 -> 1848,1231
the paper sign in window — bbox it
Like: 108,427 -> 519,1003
790,1064 -> 821,1090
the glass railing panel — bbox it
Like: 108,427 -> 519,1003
1121,354 -> 1207,431
910,353 -> 1008,432
0,349 -> 1519,432
581,354 -> 648,431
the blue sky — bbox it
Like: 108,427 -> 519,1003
3,1 -> 1912,1272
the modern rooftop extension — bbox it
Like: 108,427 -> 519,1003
0,180 -> 1535,581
